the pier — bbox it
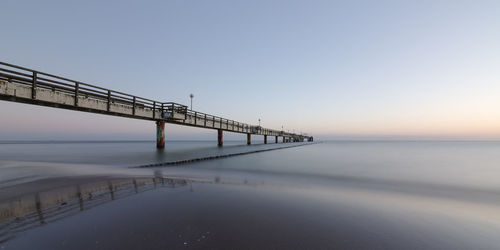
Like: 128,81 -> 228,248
0,62 -> 313,148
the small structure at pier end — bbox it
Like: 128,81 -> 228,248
0,62 -> 313,148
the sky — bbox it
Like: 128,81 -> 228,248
1,0 -> 499,140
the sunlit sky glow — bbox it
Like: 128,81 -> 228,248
1,0 -> 499,140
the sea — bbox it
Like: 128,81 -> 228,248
1,140 -> 500,249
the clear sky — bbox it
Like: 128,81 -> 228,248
1,0 -> 499,140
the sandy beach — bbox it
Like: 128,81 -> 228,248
2,141 -> 500,249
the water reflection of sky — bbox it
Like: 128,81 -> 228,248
1,170 -> 500,249
1,141 -> 500,248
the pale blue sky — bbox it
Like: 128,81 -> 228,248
1,0 -> 499,140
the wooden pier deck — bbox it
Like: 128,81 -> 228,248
0,62 -> 313,148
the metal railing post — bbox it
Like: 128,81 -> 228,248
32,72 -> 37,99
153,101 -> 156,119
132,96 -> 136,115
107,90 -> 111,111
74,82 -> 79,106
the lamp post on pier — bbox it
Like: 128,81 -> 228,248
189,93 -> 194,110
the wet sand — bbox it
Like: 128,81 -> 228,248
2,172 -> 500,249
2,141 -> 500,249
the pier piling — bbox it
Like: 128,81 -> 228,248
156,121 -> 165,149
218,129 -> 223,146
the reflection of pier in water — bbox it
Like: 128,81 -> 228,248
0,174 -> 210,243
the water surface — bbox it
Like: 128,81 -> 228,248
1,141 -> 500,249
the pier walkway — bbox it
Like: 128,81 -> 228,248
0,62 -> 313,148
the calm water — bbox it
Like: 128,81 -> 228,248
1,141 -> 500,249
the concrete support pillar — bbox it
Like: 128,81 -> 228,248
217,129 -> 223,147
247,134 -> 251,145
275,136 -> 278,143
156,121 -> 165,149
282,136 -> 286,143
264,135 -> 267,144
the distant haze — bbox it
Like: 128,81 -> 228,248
1,0 -> 499,140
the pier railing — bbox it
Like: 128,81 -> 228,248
0,62 -> 187,119
0,61 -> 309,140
